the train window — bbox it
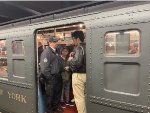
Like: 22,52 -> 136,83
12,40 -> 25,55
0,40 -> 8,77
105,30 -> 140,56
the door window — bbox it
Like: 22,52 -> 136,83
105,30 -> 140,56
12,40 -> 25,55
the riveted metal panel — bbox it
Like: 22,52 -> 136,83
86,28 -> 92,108
87,1 -> 140,14
104,62 -> 140,94
0,83 -> 35,113
88,102 -> 135,113
31,15 -> 54,24
0,24 -> 13,31
87,21 -> 150,113
86,3 -> 150,29
0,28 -> 37,113
91,27 -> 104,97
13,20 -> 31,27
54,8 -> 84,19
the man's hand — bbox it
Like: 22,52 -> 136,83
68,56 -> 73,61
69,52 -> 75,57
64,66 -> 69,71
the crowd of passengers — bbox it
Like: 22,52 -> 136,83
38,30 -> 86,113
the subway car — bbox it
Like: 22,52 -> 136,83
0,1 -> 150,113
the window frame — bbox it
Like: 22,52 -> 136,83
12,40 -> 25,55
104,29 -> 141,57
0,39 -> 8,79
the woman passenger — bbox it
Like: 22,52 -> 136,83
60,47 -> 74,108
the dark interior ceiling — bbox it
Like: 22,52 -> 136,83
0,1 -> 91,24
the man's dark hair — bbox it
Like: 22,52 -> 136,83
71,31 -> 85,42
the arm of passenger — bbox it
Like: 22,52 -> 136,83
70,47 -> 83,69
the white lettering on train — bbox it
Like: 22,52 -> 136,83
7,91 -> 27,103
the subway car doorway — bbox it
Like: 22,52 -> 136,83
36,22 -> 86,113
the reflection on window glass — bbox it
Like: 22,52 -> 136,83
0,40 -> 7,57
105,33 -> 117,55
0,40 -> 8,77
12,40 -> 25,55
105,30 -> 140,56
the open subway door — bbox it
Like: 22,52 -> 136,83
0,29 -> 37,113
36,22 -> 86,113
